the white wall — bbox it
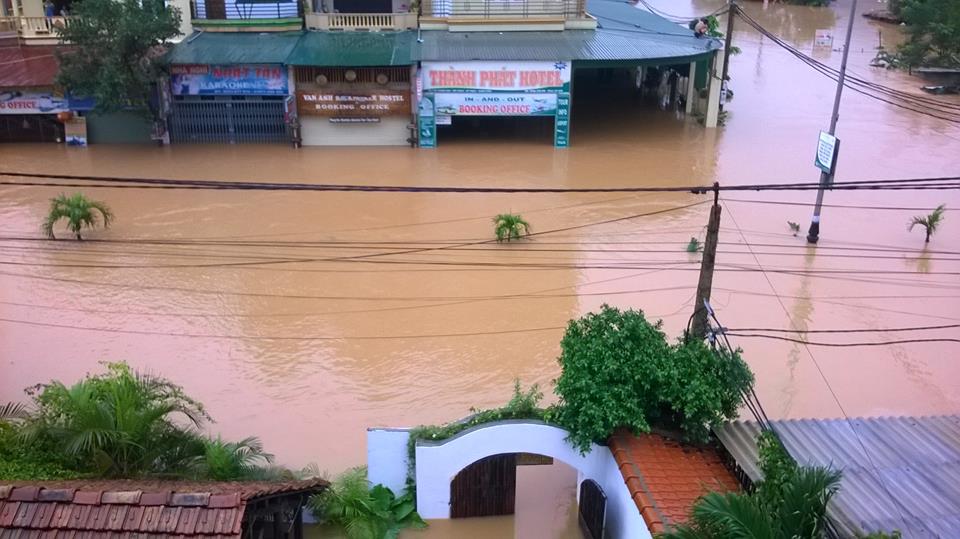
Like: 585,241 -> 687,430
367,428 -> 410,494
408,420 -> 651,539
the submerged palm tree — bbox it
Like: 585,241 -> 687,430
493,213 -> 531,242
908,204 -> 946,243
42,193 -> 114,240
660,465 -> 842,538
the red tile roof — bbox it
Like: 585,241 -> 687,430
0,44 -> 62,88
608,430 -> 741,534
0,479 -> 328,538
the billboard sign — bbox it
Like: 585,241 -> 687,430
170,64 -> 289,96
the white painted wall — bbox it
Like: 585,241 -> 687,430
409,420 -> 650,539
367,428 -> 410,494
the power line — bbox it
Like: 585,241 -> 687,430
721,198 -> 959,211
724,333 -> 960,347
725,323 -> 960,334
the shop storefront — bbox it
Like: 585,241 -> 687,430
293,66 -> 412,146
418,61 -> 572,148
0,90 -> 92,144
167,63 -> 293,144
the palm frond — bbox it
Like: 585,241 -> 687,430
690,492 -> 775,539
0,401 -> 28,421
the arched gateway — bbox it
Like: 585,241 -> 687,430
412,420 -> 651,539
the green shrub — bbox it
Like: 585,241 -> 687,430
552,305 -> 753,453
308,467 -> 427,539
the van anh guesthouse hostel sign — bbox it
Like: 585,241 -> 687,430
419,61 -> 572,148
296,91 -> 408,121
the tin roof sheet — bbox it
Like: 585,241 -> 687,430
287,30 -> 414,66
166,31 -> 303,65
714,416 -> 960,538
415,29 -> 717,62
0,45 -> 61,88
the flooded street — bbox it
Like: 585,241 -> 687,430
1,0 -> 959,536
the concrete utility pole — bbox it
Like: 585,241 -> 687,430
691,182 -> 722,338
720,0 -> 736,108
806,0 -> 858,244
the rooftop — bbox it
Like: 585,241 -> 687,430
715,415 -> 960,538
0,478 -> 328,538
608,430 -> 741,533
0,44 -> 61,87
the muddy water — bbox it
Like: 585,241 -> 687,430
1,0 -> 960,536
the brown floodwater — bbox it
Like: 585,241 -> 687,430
1,0 -> 959,536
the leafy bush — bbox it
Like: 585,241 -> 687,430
552,305 -> 753,453
897,0 -> 960,68
3,362 -> 285,481
493,213 -> 531,242
309,467 -> 426,539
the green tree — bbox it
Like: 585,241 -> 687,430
897,0 -> 960,68
552,305 -> 753,453
309,467 -> 427,539
55,0 -> 182,121
42,193 -> 114,240
185,436 -> 276,481
493,213 -> 531,242
908,204 -> 946,243
21,362 -> 209,477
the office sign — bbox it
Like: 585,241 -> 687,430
422,61 -> 571,93
0,91 -> 69,114
170,64 -> 288,96
297,91 -> 407,117
434,93 -> 558,116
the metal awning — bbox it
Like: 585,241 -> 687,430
166,31 -> 303,65
286,31 -> 414,66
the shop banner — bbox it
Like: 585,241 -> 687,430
170,64 -> 288,96
297,91 -> 408,117
0,91 -> 70,114
422,61 -> 571,93
434,93 -> 558,116
65,117 -> 88,146
554,93 -> 570,148
418,95 -> 436,148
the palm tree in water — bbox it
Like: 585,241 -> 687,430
908,204 -> 946,243
493,213 -> 531,242
42,193 -> 113,240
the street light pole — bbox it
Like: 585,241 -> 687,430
807,0 -> 858,245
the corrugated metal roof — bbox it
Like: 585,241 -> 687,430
415,0 -> 719,62
166,31 -> 303,65
415,29 -> 717,62
0,44 -> 61,88
714,416 -> 960,538
287,30 -> 414,66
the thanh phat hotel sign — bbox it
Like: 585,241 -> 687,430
419,61 -> 572,148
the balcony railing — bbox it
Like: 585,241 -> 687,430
305,12 -> 417,30
420,0 -> 584,20
0,16 -> 72,41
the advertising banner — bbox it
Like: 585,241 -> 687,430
554,93 -> 570,148
65,117 -> 87,146
422,61 -> 571,93
434,93 -> 558,116
170,64 -> 288,96
418,95 -> 436,148
297,91 -> 408,117
0,91 -> 70,114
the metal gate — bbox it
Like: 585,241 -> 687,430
450,453 -> 517,518
169,96 -> 287,144
579,479 -> 606,539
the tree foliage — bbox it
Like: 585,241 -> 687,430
4,362 -> 283,481
42,193 -> 114,240
552,305 -> 754,453
493,213 -> 531,242
897,0 -> 960,68
55,0 -> 182,119
908,204 -> 946,243
308,467 -> 427,539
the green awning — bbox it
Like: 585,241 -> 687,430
286,31 -> 414,66
167,31 -> 304,65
